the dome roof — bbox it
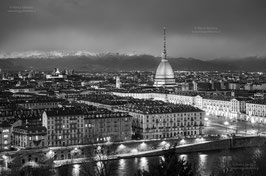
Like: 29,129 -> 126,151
153,27 -> 176,87
155,59 -> 175,79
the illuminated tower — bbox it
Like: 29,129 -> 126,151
153,27 -> 175,87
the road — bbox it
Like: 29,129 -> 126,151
203,115 -> 266,136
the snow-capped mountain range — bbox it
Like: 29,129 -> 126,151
0,51 -> 98,59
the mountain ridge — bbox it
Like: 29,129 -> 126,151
0,54 -> 266,72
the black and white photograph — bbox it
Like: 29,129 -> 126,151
1,0 -> 266,175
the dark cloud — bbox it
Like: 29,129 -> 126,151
0,0 -> 266,59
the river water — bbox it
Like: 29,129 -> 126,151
58,148 -> 258,176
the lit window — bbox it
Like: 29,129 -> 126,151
3,129 -> 9,133
29,137 -> 32,140
4,140 -> 8,144
58,136 -> 62,139
3,135 -> 8,138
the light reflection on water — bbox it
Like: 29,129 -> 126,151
198,154 -> 208,175
116,157 -> 155,176
58,149 -> 257,176
139,157 -> 148,171
179,154 -> 188,160
134,157 -> 138,164
199,154 -> 207,164
72,164 -> 80,176
119,159 -> 126,170
160,155 -> 165,162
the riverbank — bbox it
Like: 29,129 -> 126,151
54,136 -> 265,168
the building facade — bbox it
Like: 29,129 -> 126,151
42,106 -> 132,147
0,122 -> 12,151
42,107 -> 88,146
246,100 -> 266,123
13,126 -> 47,149
116,100 -> 204,139
113,91 -> 247,121
84,111 -> 132,143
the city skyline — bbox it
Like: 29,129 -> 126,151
1,1 -> 266,175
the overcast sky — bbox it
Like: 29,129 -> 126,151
0,0 -> 266,59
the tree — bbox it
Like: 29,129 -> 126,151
20,165 -> 55,176
0,168 -> 20,176
0,165 -> 54,176
210,147 -> 266,176
252,144 -> 266,176
79,145 -> 117,176
4,151 -> 55,176
136,146 -> 193,176
57,165 -> 72,176
189,152 -> 204,176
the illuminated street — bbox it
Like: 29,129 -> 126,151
204,115 -> 266,136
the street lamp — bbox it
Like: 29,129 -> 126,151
257,121 -> 262,136
224,121 -> 229,134
47,150 -> 55,159
2,155 -> 8,168
204,117 -> 209,127
251,119 -> 256,135
180,139 -> 186,145
233,119 -> 238,135
139,142 -> 147,151
131,149 -> 138,154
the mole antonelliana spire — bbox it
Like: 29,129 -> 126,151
163,27 -> 167,60
153,27 -> 176,87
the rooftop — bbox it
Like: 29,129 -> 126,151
247,99 -> 266,105
45,106 -> 97,116
0,121 -> 12,128
79,93 -> 130,106
45,105 -> 130,119
15,98 -> 64,104
117,99 -> 203,114
201,95 -> 233,101
85,108 -> 130,119
14,125 -> 47,133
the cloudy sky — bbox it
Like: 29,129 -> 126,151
0,0 -> 266,59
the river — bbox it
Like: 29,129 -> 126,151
56,147 -> 259,176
